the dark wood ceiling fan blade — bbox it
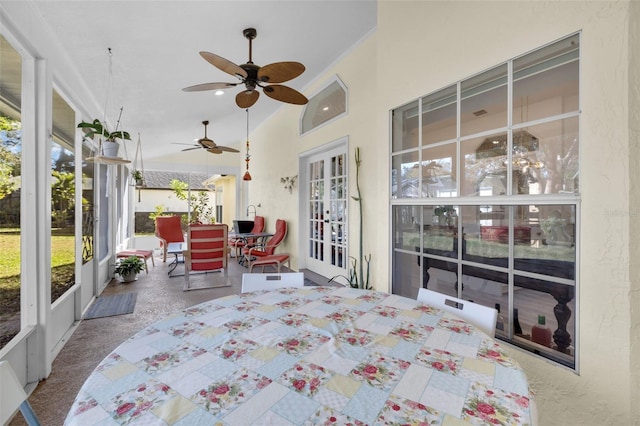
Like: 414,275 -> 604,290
199,51 -> 248,79
236,90 -> 259,108
258,62 -> 305,84
206,147 -> 224,154
181,147 -> 201,152
182,82 -> 237,92
263,84 -> 308,105
218,146 -> 240,153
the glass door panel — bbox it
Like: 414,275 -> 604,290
305,146 -> 348,278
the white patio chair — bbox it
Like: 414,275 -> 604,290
241,272 -> 304,293
417,288 -> 498,336
0,360 -> 41,425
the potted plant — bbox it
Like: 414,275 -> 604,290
77,119 -> 131,157
132,169 -> 144,187
114,256 -> 145,282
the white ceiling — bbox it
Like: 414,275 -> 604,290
28,1 -> 377,163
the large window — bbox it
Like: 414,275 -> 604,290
301,77 -> 347,135
391,34 -> 579,369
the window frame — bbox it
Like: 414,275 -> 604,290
389,33 -> 580,370
300,75 -> 348,136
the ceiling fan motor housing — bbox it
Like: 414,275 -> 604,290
241,63 -> 260,90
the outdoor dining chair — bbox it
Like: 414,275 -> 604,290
241,272 -> 304,293
229,215 -> 264,259
155,215 -> 184,262
243,219 -> 289,272
183,223 -> 231,291
417,288 -> 498,336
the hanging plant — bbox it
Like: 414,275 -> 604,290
77,118 -> 131,142
132,169 -> 144,187
78,107 -> 132,161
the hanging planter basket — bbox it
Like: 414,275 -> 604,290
102,141 -> 119,157
132,170 -> 145,188
130,134 -> 146,202
79,112 -> 131,164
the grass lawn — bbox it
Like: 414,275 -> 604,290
1,231 -> 76,318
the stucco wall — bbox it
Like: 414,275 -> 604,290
629,0 -> 640,422
243,33 -> 380,275
242,1 -> 637,424
377,1 -> 633,424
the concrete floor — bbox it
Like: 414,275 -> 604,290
9,255 -> 329,426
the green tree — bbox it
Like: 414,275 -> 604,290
0,115 -> 21,200
51,170 -> 75,227
169,179 -> 215,224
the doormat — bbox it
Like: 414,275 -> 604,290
84,292 -> 138,320
304,278 -> 320,286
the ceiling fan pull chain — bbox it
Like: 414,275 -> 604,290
243,108 -> 252,181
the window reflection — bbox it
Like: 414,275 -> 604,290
461,64 -> 508,137
391,100 -> 419,152
513,34 -> 579,125
391,33 -> 580,369
301,79 -> 347,134
422,85 -> 457,145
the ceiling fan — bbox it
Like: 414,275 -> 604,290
182,28 -> 308,109
178,121 -> 239,154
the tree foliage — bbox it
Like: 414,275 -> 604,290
51,170 -> 75,227
0,115 -> 21,200
169,179 -> 215,224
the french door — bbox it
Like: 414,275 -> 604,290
304,144 -> 348,279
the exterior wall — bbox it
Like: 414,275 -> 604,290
134,188 -> 197,214
243,1 -> 637,424
375,1 -> 634,424
243,32 -> 379,274
629,0 -> 640,421
215,175 -> 237,230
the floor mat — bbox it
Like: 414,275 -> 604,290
304,278 -> 320,286
83,293 -> 138,320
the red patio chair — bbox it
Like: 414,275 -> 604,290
155,215 -> 184,262
243,219 -> 290,273
183,223 -> 231,291
229,215 -> 265,258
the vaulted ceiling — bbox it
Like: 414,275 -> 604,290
7,1 -> 377,164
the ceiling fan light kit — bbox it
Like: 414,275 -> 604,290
183,28 -> 309,109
